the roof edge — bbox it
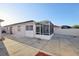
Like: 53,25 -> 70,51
4,20 -> 35,27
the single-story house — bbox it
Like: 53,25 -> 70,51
3,20 -> 54,40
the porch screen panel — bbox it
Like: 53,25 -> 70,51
41,25 -> 49,35
36,26 -> 41,34
50,24 -> 54,35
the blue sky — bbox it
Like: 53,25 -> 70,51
0,3 -> 79,26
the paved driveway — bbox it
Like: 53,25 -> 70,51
44,34 -> 79,56
54,28 -> 79,36
3,33 -> 79,56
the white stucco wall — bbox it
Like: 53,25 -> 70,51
24,22 -> 35,37
12,24 -> 25,37
8,22 -> 35,38
35,34 -> 53,40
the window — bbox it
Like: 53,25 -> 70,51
7,27 -> 8,30
30,25 -> 33,30
26,25 -> 33,30
7,27 -> 9,30
17,26 -> 21,31
36,26 -> 41,34
10,27 -> 13,34
26,26 -> 29,30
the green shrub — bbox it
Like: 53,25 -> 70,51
73,25 -> 79,29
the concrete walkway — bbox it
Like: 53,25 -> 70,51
3,37 -> 53,56
0,41 -> 9,56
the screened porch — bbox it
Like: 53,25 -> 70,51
35,21 -> 54,36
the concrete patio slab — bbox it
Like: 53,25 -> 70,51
3,37 -> 53,56
2,33 -> 79,56
3,38 -> 39,56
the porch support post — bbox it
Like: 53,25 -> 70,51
40,24 -> 41,35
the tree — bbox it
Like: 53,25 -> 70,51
73,25 -> 79,29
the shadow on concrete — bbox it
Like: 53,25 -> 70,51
0,41 -> 9,56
